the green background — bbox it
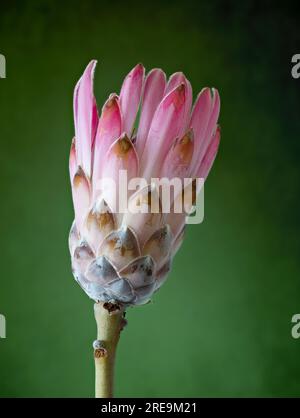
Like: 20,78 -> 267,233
0,0 -> 300,397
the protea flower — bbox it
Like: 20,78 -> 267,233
69,61 -> 220,397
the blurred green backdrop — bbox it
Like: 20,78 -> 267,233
0,0 -> 300,397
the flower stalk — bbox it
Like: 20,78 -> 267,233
93,302 -> 126,398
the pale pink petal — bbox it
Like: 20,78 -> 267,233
192,88 -> 220,177
103,134 -> 139,180
69,138 -> 77,182
69,220 -> 79,257
136,68 -> 166,157
73,241 -> 95,276
203,89 -> 220,148
166,72 -> 193,136
197,126 -> 221,180
71,167 -> 91,235
74,60 -> 99,178
119,63 -> 145,136
142,225 -> 172,270
140,84 -> 186,181
83,199 -> 116,253
189,88 -> 212,176
100,134 -> 139,213
93,94 -> 122,192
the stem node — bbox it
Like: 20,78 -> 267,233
93,302 -> 125,398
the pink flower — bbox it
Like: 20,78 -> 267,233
69,61 -> 220,306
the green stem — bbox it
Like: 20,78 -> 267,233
93,302 -> 125,398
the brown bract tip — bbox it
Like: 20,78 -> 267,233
173,129 -> 194,165
181,128 -> 194,144
106,94 -> 118,109
115,134 -> 133,156
173,83 -> 185,109
73,166 -> 87,188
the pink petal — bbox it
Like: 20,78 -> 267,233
165,72 -> 187,94
136,68 -> 166,157
100,134 -> 139,213
93,94 -> 122,192
191,88 -> 220,177
69,138 -> 77,182
165,72 -> 193,136
189,88 -> 212,176
74,60 -> 99,178
161,129 -> 194,179
204,89 -> 220,148
71,167 -> 91,235
103,134 -> 139,181
83,199 -> 116,253
197,126 -> 221,180
119,63 -> 145,136
140,83 -> 186,181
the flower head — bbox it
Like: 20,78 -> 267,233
69,61 -> 220,306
